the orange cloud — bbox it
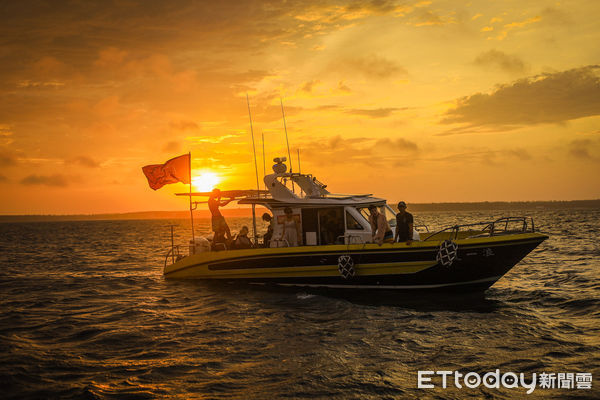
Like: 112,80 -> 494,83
442,65 -> 600,129
473,49 -> 528,74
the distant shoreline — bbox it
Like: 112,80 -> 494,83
1,200 -> 598,223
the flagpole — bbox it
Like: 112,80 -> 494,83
188,151 -> 195,247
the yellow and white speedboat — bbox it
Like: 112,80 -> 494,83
164,161 -> 548,292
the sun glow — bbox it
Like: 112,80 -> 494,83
192,172 -> 221,192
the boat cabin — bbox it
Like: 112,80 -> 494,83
236,159 -> 400,247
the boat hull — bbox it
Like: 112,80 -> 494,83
164,233 -> 548,291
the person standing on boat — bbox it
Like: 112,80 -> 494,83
208,188 -> 233,242
394,201 -> 414,244
368,205 -> 393,245
262,213 -> 274,247
280,207 -> 302,246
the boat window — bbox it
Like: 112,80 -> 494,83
358,207 -> 371,221
383,205 -> 397,227
319,207 -> 344,245
358,205 -> 396,227
346,211 -> 364,230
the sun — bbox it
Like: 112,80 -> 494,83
191,171 -> 221,192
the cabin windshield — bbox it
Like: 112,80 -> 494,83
383,204 -> 396,227
357,205 -> 396,228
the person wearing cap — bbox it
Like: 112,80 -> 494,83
394,201 -> 414,244
368,205 -> 393,245
208,188 -> 233,243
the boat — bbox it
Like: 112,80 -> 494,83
163,158 -> 548,292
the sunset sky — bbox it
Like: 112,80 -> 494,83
1,0 -> 599,214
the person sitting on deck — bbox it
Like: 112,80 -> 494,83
208,188 -> 233,244
233,226 -> 253,249
262,213 -> 273,247
368,205 -> 393,246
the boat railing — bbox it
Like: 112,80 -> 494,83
164,245 -> 182,268
415,224 -> 430,232
422,217 -> 536,242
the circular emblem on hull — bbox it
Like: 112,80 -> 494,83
436,240 -> 458,267
337,255 -> 355,279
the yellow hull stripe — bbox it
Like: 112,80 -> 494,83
166,261 -> 438,279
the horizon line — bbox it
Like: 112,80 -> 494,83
1,199 -> 599,220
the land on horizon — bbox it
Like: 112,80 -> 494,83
1,199 -> 598,223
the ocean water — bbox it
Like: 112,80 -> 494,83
0,209 -> 599,399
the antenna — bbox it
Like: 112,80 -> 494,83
280,98 -> 292,170
246,94 -> 260,244
280,98 -> 295,193
261,131 -> 266,194
297,148 -> 303,196
246,94 -> 260,195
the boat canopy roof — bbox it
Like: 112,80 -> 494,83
241,172 -> 386,208
177,171 -> 387,208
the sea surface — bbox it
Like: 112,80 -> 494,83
1,209 -> 599,399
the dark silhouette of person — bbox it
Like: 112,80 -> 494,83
394,201 -> 414,244
262,213 -> 273,247
233,226 -> 253,249
208,188 -> 232,248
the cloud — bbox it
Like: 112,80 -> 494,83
569,139 -> 599,160
299,134 -> 419,168
334,81 -> 352,94
506,148 -> 532,161
410,9 -> 455,27
427,148 -> 532,166
185,134 -> 241,144
0,149 -> 17,166
162,141 -> 181,153
540,7 -> 572,26
169,120 -> 199,131
491,15 -> 541,40
0,174 -> 7,182
345,108 -> 401,118
20,174 -> 70,187
344,55 -> 407,79
441,65 -> 600,129
375,138 -> 419,152
299,80 -> 321,94
66,156 -> 100,168
473,50 -> 527,74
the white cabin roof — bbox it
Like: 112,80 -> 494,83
237,172 -> 386,208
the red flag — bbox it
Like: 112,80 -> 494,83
142,154 -> 190,190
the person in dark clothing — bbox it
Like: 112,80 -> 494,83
394,201 -> 414,244
233,226 -> 253,249
262,213 -> 273,247
208,188 -> 233,242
